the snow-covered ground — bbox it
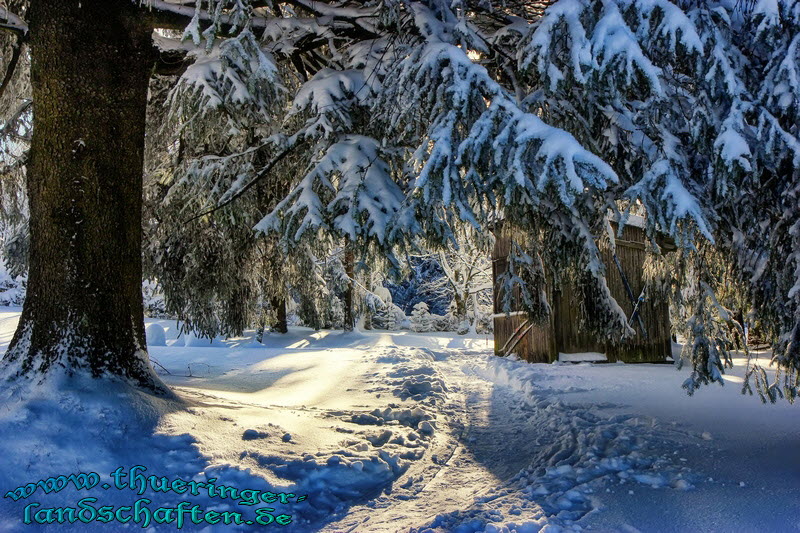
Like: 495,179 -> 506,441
0,307 -> 797,532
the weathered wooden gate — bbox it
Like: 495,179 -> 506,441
492,219 -> 674,363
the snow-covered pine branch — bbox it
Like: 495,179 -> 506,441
509,0 -> 800,396
165,29 -> 283,139
256,135 -> 403,246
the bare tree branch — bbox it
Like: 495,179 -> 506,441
142,0 -> 272,29
0,32 -> 24,103
185,137 -> 307,223
0,99 -> 31,143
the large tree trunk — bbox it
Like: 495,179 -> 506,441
0,0 -> 163,390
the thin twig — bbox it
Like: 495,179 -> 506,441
184,137 -> 306,223
149,357 -> 172,375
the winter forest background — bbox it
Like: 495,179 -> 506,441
0,0 -> 796,399
0,0 -> 798,531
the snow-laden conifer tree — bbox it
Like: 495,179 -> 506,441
143,0 -> 800,401
152,0 -> 629,344
507,0 -> 799,400
410,301 -> 433,332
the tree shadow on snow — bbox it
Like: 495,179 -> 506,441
0,374 -> 365,532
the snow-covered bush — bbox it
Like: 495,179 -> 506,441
455,318 -> 470,336
475,312 -> 494,335
142,279 -> 167,318
411,302 -> 434,333
0,265 -> 24,306
430,312 -> 455,333
371,303 -> 406,331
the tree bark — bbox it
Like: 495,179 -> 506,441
454,292 -> 467,321
0,0 -> 163,391
271,297 -> 288,334
343,247 -> 355,331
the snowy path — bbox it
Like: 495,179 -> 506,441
1,309 -> 798,532
321,348 -> 548,532
162,337 -> 531,531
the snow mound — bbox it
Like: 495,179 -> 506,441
242,428 -> 270,440
373,348 -> 449,405
0,374 -> 312,532
145,323 -> 167,346
182,329 -> 225,347
243,449 -> 408,522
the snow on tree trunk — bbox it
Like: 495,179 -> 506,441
0,0 -> 164,391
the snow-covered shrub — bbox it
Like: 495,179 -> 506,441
323,294 -> 346,330
0,265 -> 25,306
411,302 -> 434,333
431,312 -> 455,333
142,279 -> 167,318
475,313 -> 493,335
371,303 -> 406,331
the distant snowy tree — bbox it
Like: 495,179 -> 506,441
409,227 -> 493,333
388,257 -> 452,316
0,0 -> 30,282
371,302 -> 407,331
0,263 -> 24,306
410,302 -> 434,333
